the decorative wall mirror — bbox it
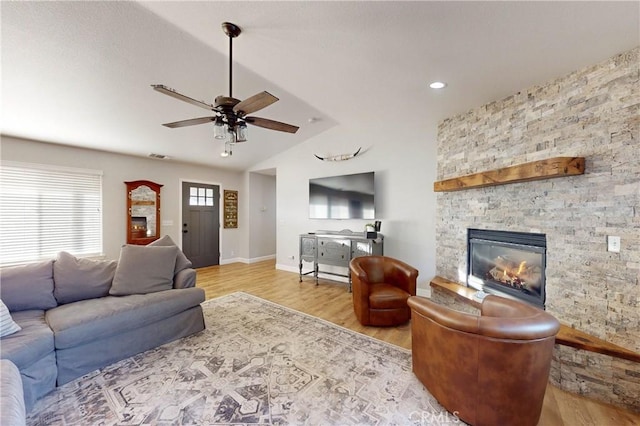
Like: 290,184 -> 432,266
125,180 -> 163,245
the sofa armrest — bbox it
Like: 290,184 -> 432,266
349,259 -> 370,282
0,360 -> 26,426
479,295 -> 560,340
387,260 -> 418,295
173,268 -> 196,289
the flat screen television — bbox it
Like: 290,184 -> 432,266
309,172 -> 375,219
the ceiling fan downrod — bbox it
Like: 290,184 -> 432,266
222,22 -> 241,99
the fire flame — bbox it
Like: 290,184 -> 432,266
516,261 -> 527,275
499,261 -> 527,280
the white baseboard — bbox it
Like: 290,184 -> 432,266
220,257 -> 245,265
416,286 -> 430,297
220,254 -> 276,265
248,254 -> 276,264
276,264 -> 298,273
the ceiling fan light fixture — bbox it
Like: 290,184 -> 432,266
236,122 -> 248,142
152,21 -> 299,157
221,140 -> 233,157
214,117 -> 226,139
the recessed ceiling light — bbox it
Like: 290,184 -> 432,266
429,81 -> 447,89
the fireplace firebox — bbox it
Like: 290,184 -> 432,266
467,229 -> 546,308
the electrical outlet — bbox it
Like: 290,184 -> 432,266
607,236 -> 621,253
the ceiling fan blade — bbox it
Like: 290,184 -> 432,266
152,84 -> 215,111
233,91 -> 279,115
245,116 -> 299,134
162,116 -> 215,128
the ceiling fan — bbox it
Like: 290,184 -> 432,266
152,22 -> 299,152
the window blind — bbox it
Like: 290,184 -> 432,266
0,161 -> 103,267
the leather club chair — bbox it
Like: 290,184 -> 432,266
407,294 -> 560,426
349,256 -> 418,326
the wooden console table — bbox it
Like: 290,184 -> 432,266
430,276 -> 640,363
299,232 -> 384,291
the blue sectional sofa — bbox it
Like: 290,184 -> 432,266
0,238 -> 206,418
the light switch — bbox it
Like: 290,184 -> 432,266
607,236 -> 621,253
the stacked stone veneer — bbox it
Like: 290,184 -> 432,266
130,186 -> 157,237
435,47 -> 639,411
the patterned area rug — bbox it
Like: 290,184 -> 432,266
27,292 -> 454,425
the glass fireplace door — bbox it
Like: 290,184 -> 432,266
467,229 -> 546,308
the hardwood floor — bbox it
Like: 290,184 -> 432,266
196,260 -> 640,426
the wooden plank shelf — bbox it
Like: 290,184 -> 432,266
433,157 -> 585,192
430,276 -> 482,309
430,276 -> 640,363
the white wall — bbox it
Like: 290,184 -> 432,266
250,118 -> 438,292
248,172 -> 276,260
2,119 -> 439,291
1,136 -> 245,261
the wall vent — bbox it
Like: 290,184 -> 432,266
148,153 -> 169,160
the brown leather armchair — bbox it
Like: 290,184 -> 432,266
408,294 -> 560,426
349,256 -> 418,326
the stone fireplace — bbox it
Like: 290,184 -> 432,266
467,228 -> 546,308
434,47 -> 639,411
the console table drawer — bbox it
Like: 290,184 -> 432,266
318,238 -> 350,266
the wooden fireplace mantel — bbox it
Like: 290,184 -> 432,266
433,157 -> 585,192
430,276 -> 640,363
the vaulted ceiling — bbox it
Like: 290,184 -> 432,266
2,1 -> 638,171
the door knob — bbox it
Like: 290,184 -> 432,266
183,230 -> 188,234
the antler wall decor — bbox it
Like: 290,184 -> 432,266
314,147 -> 362,162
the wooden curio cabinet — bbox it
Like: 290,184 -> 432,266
125,180 -> 163,245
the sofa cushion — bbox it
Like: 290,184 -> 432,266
0,310 -> 55,370
46,287 -> 205,349
0,260 -> 57,312
0,300 -> 21,337
109,245 -> 178,296
173,268 -> 197,289
53,251 -> 118,305
148,235 -> 192,274
369,283 -> 411,309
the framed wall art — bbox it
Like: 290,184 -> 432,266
223,190 -> 238,228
